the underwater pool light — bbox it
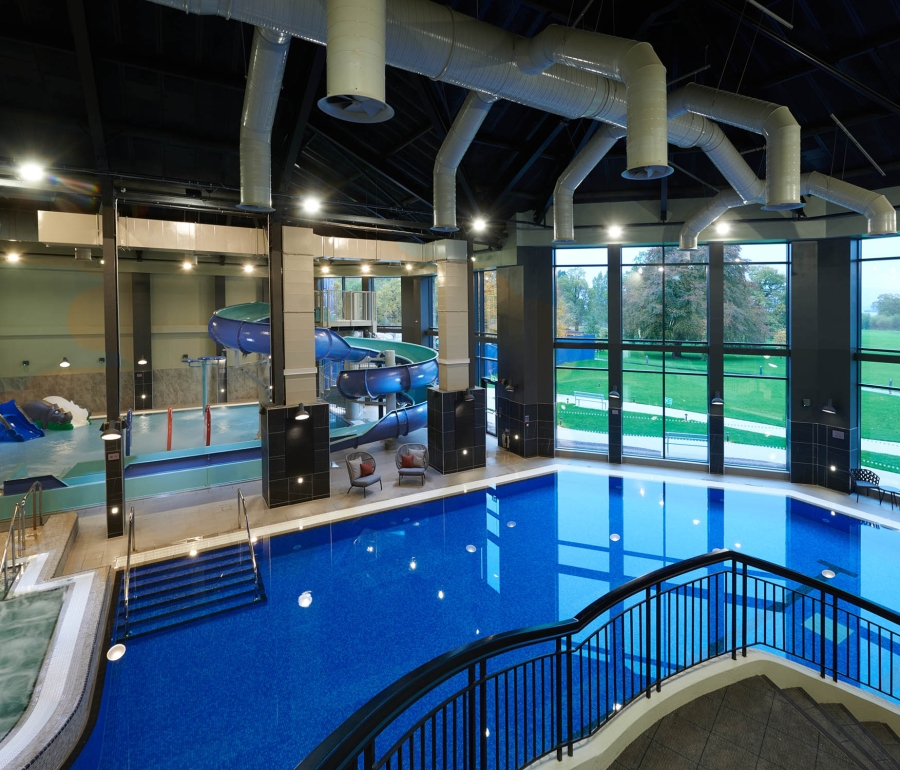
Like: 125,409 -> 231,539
466,544 -> 477,553
106,644 -> 126,661
821,569 -> 836,579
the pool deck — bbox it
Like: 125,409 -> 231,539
57,429 -> 900,575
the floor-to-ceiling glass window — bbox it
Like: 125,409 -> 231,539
554,249 -> 609,452
722,243 -> 789,470
622,246 -> 708,461
475,269 -> 498,434
371,276 -> 402,340
859,235 -> 900,485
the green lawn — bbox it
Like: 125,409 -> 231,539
557,353 -> 786,428
861,329 -> 900,351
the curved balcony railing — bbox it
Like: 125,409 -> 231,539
295,550 -> 900,770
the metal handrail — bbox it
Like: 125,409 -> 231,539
122,507 -> 136,635
22,481 -> 43,532
1,501 -> 27,597
295,549 -> 900,770
237,489 -> 263,599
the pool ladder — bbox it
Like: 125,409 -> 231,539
237,489 -> 264,600
122,507 -> 137,635
1,481 -> 43,598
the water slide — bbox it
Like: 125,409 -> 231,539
208,303 -> 438,451
0,399 -> 45,442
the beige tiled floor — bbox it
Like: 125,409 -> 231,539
57,429 -> 900,575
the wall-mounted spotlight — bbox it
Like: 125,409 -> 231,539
294,404 -> 311,421
710,391 -> 724,406
361,264 -> 370,274
472,217 -> 487,232
499,378 -> 516,393
243,263 -> 254,273
183,254 -> 197,270
100,421 -> 121,441
715,221 -> 731,235
321,262 -> 331,274
302,197 -> 321,214
137,356 -> 148,366
6,253 -> 20,263
405,263 -> 413,271
821,399 -> 837,415
608,225 -> 623,238
59,357 -> 71,368
608,385 -> 621,399
462,388 -> 476,402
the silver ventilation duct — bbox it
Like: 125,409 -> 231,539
517,27 -> 671,181
433,91 -> 497,232
552,114 -> 763,243
238,27 -> 291,212
678,171 -> 896,250
668,84 -> 801,210
319,0 -> 393,123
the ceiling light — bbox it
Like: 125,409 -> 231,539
361,264 -> 370,273
322,264 -> 330,274
715,221 -> 731,235
59,356 -> 71,368
243,264 -> 254,273
608,225 -> 623,238
302,197 -> 321,214
294,404 -> 310,420
6,253 -> 20,263
18,162 -> 45,182
137,356 -> 148,366
472,217 -> 486,232
405,263 -> 412,271
183,259 -> 194,270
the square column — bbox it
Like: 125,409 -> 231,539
282,227 -> 318,405
261,402 -> 331,507
436,258 -> 470,390
428,387 -> 486,473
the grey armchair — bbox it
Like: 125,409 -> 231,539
396,443 -> 428,486
346,451 -> 382,497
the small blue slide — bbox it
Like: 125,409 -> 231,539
0,399 -> 45,442
208,303 -> 438,450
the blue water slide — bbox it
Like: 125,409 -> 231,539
0,399 -> 45,442
208,303 -> 438,450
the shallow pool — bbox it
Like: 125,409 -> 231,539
71,471 -> 899,770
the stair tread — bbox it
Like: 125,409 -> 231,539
122,585 -> 260,632
127,547 -> 254,580
119,571 -> 257,614
862,723 -> 900,764
820,706 -> 900,770
124,581 -> 259,622
119,591 -> 262,639
120,563 -> 255,602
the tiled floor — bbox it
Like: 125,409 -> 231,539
55,429 -> 900,576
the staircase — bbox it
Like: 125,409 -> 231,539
615,675 -> 900,770
113,543 -> 265,641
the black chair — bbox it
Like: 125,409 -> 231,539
849,468 -> 881,502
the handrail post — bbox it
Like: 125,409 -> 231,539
364,742 -> 375,770
731,561 -> 737,660
479,660 -> 487,770
832,593 -> 839,682
566,634 -> 574,755
655,581 -> 662,692
645,587 -> 652,699
467,665 -> 476,770
555,637 -> 563,761
820,588 -> 827,679
741,562 -> 748,657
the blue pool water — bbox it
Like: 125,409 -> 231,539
71,471 -> 900,770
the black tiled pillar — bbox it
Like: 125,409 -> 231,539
427,387 -> 487,473
261,402 -> 331,507
132,272 -> 153,410
708,242 -> 724,474
789,239 -> 858,492
496,247 -> 555,459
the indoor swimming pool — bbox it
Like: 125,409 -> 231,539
70,470 -> 900,770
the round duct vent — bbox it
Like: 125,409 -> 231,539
621,164 -> 674,181
318,94 -> 394,124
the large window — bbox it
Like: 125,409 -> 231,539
372,276 -> 401,339
556,249 -> 608,339
722,243 -> 789,470
622,246 -> 708,461
859,236 -> 900,483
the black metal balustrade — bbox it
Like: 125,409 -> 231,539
295,551 -> 900,770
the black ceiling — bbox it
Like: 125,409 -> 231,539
1,0 -> 900,239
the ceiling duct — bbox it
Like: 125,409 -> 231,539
552,113 -> 764,243
319,0 -> 393,123
678,171 -> 896,250
517,27 -> 671,181
668,83 -> 801,211
237,27 -> 291,212
433,90 -> 497,232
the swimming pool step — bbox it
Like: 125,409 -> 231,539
117,567 -> 257,616
119,586 -> 263,639
123,556 -> 256,592
114,543 -> 265,641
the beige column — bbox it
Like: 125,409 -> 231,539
282,226 -> 320,405
432,239 -> 470,390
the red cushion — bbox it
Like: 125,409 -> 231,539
360,460 -> 375,477
401,454 -> 415,469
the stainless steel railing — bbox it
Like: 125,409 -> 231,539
122,507 -> 136,635
1,481 -> 44,598
237,489 -> 263,598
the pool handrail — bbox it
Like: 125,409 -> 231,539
123,507 -> 136,635
1,481 -> 43,597
294,549 -> 900,770
237,489 -> 263,599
